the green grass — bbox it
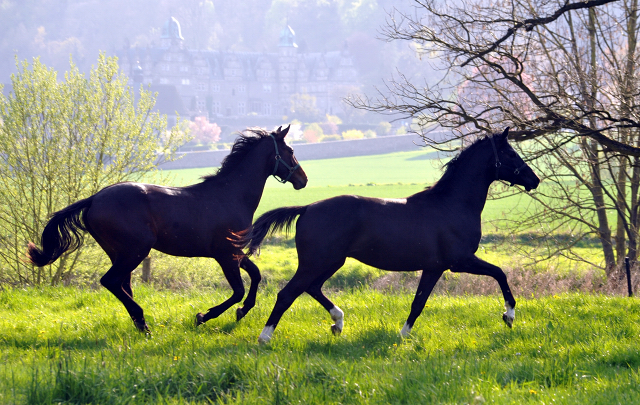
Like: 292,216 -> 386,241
1,286 -> 639,404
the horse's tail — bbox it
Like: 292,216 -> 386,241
27,197 -> 93,267
240,206 -> 308,256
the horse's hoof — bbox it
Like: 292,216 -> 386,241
502,312 -> 514,328
236,307 -> 246,322
195,313 -> 205,327
134,320 -> 150,334
331,324 -> 342,336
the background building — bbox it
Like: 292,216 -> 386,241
117,16 -> 360,127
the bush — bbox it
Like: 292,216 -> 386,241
364,129 -> 376,138
303,123 -> 324,143
0,54 -> 187,285
376,121 -> 392,137
341,129 -> 365,140
319,134 -> 341,142
319,121 -> 339,136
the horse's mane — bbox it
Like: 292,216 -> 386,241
427,135 -> 492,192
201,128 -> 272,181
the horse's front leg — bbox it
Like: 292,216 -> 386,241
195,256 -> 245,326
450,255 -> 516,328
236,256 -> 261,321
401,269 -> 444,337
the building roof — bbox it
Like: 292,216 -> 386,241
161,16 -> 184,41
278,25 -> 297,48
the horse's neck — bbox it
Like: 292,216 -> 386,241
204,151 -> 271,215
439,154 -> 494,214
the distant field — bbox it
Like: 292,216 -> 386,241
149,150 -> 531,219
151,149 -> 445,188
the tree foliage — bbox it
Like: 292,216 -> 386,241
189,116 -> 221,144
0,54 -> 187,285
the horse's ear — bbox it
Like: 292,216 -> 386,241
500,127 -> 510,140
276,125 -> 290,139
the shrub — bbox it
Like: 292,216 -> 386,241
303,123 -> 324,143
376,121 -> 392,137
189,116 -> 221,145
364,129 -> 376,138
341,129 -> 365,140
319,134 -> 341,142
319,121 -> 339,136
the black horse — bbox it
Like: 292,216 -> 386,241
241,128 -> 540,343
27,126 -> 307,332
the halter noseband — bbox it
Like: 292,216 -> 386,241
489,135 -> 528,179
270,134 -> 300,184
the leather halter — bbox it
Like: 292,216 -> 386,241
270,134 -> 300,184
489,135 -> 527,179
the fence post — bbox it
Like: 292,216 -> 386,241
141,256 -> 151,283
625,257 -> 633,297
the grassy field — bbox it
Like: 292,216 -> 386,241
1,286 -> 639,404
1,151 -> 632,403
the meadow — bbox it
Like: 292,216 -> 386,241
2,286 -> 640,404
3,149 -> 632,404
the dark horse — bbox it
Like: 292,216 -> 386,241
27,126 -> 307,332
240,128 -> 540,343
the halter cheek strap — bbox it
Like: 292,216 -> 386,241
489,135 -> 501,178
489,135 -> 528,178
270,134 -> 300,184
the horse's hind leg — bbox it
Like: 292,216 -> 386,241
235,256 -> 261,321
401,270 -> 444,337
101,258 -> 149,332
196,256 -> 245,326
306,262 -> 345,336
258,271 -> 314,344
122,272 -> 133,298
450,255 -> 516,328
307,283 -> 344,336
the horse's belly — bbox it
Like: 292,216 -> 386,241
348,232 -> 476,272
349,240 -> 443,271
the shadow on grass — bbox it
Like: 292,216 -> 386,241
299,327 -> 401,358
194,319 -> 238,335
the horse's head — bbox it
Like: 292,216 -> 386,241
490,127 -> 540,192
269,125 -> 308,190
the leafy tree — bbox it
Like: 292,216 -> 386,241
0,54 -> 187,285
352,0 -> 640,276
189,116 -> 221,144
376,121 -> 391,137
290,93 -> 322,122
303,122 -> 324,143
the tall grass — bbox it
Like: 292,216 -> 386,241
1,287 -> 640,404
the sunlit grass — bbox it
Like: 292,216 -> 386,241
1,287 -> 639,404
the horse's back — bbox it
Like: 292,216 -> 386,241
85,182 -> 234,257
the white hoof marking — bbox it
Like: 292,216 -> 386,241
329,306 -> 344,334
400,322 -> 412,338
503,302 -> 515,328
258,326 -> 274,344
